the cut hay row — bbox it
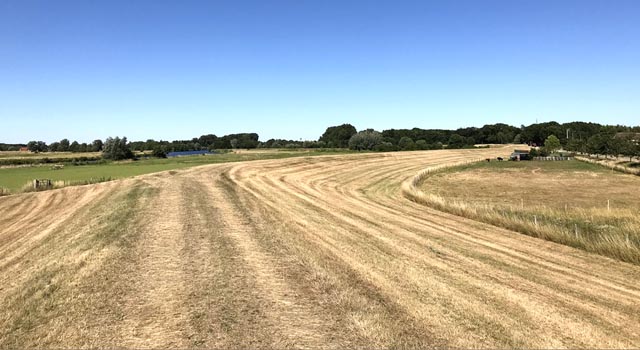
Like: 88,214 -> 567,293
1,147 -> 639,348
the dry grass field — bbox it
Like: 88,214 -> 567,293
1,147 -> 640,348
409,160 -> 640,264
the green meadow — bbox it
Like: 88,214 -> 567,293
0,149 -> 354,193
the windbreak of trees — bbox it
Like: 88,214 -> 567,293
129,133 -> 260,153
21,133 -> 263,155
514,122 -> 640,159
0,143 -> 25,151
22,139 -> 104,153
378,123 -> 520,151
14,120 -> 640,159
327,121 -> 639,156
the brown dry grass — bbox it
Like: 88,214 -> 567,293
422,160 -> 640,209
1,147 -> 639,348
407,160 -> 640,264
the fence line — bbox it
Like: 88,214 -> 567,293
533,156 -> 573,161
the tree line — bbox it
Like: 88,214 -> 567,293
7,121 -> 639,160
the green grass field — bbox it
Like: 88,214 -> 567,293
0,149 -> 355,193
0,151 -> 101,159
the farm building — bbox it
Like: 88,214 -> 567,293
510,149 -> 530,161
166,150 -> 215,157
19,147 -> 29,152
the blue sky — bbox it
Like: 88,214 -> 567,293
1,0 -> 639,143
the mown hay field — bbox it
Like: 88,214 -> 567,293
1,147 -> 639,348
411,160 -> 640,264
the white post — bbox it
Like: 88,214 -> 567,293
534,215 -> 537,226
521,198 -> 524,210
607,200 -> 610,212
574,224 -> 578,238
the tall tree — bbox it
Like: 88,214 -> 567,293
102,137 -> 134,160
319,124 -> 357,148
544,135 -> 561,153
59,138 -> 70,152
69,141 -> 80,152
27,141 -> 47,153
91,139 -> 104,152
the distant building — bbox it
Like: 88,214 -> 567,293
166,150 -> 215,157
510,149 -> 530,161
19,147 -> 29,152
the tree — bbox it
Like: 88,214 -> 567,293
152,146 -> 167,158
587,134 -> 607,157
48,142 -> 60,152
447,134 -> 466,149
319,124 -> 357,148
91,139 -> 104,152
102,136 -> 134,160
415,139 -> 428,150
614,135 -> 638,161
59,138 -> 70,152
398,136 -> 416,151
27,141 -> 47,153
373,142 -> 397,152
348,129 -> 383,150
513,134 -> 522,144
544,135 -> 561,153
69,141 -> 80,152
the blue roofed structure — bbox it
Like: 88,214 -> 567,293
166,150 -> 215,157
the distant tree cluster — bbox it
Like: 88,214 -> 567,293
14,121 -> 640,160
517,122 -> 640,160
0,143 -> 27,151
22,139 -> 104,153
128,133 -> 260,153
379,123 -> 520,150
313,121 -> 640,156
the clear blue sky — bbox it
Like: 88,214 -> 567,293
1,0 -> 639,143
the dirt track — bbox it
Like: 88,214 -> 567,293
1,147 -> 639,348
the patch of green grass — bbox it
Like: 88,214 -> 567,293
0,149 -> 358,193
0,151 -> 101,159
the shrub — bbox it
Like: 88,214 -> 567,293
373,142 -> 397,152
152,146 -> 167,158
102,136 -> 134,160
348,129 -> 383,150
398,137 -> 416,151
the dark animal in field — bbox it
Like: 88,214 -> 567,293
486,158 -> 491,162
497,157 -> 504,161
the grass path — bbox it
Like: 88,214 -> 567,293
1,147 -> 639,348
